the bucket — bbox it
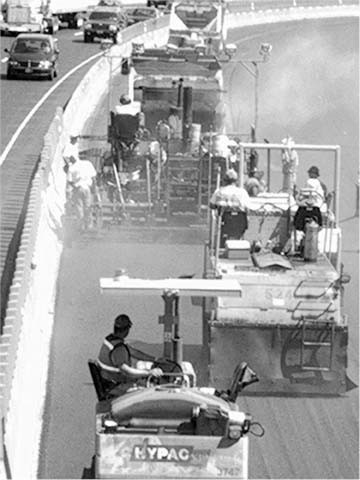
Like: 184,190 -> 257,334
190,123 -> 201,155
303,219 -> 319,261
212,134 -> 229,158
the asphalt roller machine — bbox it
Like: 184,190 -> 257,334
89,276 -> 264,479
202,141 -> 352,395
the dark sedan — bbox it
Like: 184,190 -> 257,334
5,33 -> 59,80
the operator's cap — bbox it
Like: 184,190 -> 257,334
114,314 -> 132,330
224,169 -> 238,182
308,165 -> 320,177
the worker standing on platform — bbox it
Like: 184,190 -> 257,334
168,105 -> 182,139
245,168 -> 266,197
307,165 -> 328,200
294,171 -> 325,232
281,136 -> 298,194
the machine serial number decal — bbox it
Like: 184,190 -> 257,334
217,467 -> 242,477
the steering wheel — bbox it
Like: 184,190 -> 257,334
145,357 -> 189,388
146,373 -> 191,388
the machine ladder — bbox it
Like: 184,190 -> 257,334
165,154 -> 201,215
300,318 -> 335,372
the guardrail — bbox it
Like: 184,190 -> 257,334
0,2 -> 358,478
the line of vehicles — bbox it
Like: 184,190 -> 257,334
1,0 -> 170,79
0,0 -> 171,36
67,3 -> 355,477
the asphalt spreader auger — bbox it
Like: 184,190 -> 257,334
87,275 -> 264,479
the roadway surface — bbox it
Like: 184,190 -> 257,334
3,18 -> 359,480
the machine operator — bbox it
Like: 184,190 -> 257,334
97,314 -> 163,395
210,169 -> 251,244
294,165 -> 327,232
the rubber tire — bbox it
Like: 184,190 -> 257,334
112,34 -> 118,45
7,69 -> 13,80
48,69 -> 54,81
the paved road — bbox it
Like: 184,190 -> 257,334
39,18 -> 359,479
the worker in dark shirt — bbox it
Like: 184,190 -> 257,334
97,314 -> 163,394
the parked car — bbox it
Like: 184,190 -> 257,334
83,5 -> 127,44
125,6 -> 160,26
4,33 -> 59,80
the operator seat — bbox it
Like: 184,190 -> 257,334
220,210 -> 248,248
110,112 -> 140,146
88,359 -> 115,401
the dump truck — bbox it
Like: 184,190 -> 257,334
168,0 -> 227,55
87,275 -> 264,478
202,141 -> 352,395
0,0 -> 46,34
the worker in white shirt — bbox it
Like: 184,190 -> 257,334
294,167 -> 326,232
210,169 -> 251,245
168,105 -> 182,139
67,154 -> 97,230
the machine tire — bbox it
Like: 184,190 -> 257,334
112,34 -> 118,44
48,69 -> 54,81
6,68 -> 14,80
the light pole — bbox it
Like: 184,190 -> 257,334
235,43 -> 272,137
100,39 -> 115,126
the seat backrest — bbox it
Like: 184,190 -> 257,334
112,114 -> 139,143
88,359 -> 108,401
220,211 -> 248,247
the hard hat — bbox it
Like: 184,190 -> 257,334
119,93 -> 131,105
308,165 -> 320,177
224,169 -> 238,182
114,314 -> 132,330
